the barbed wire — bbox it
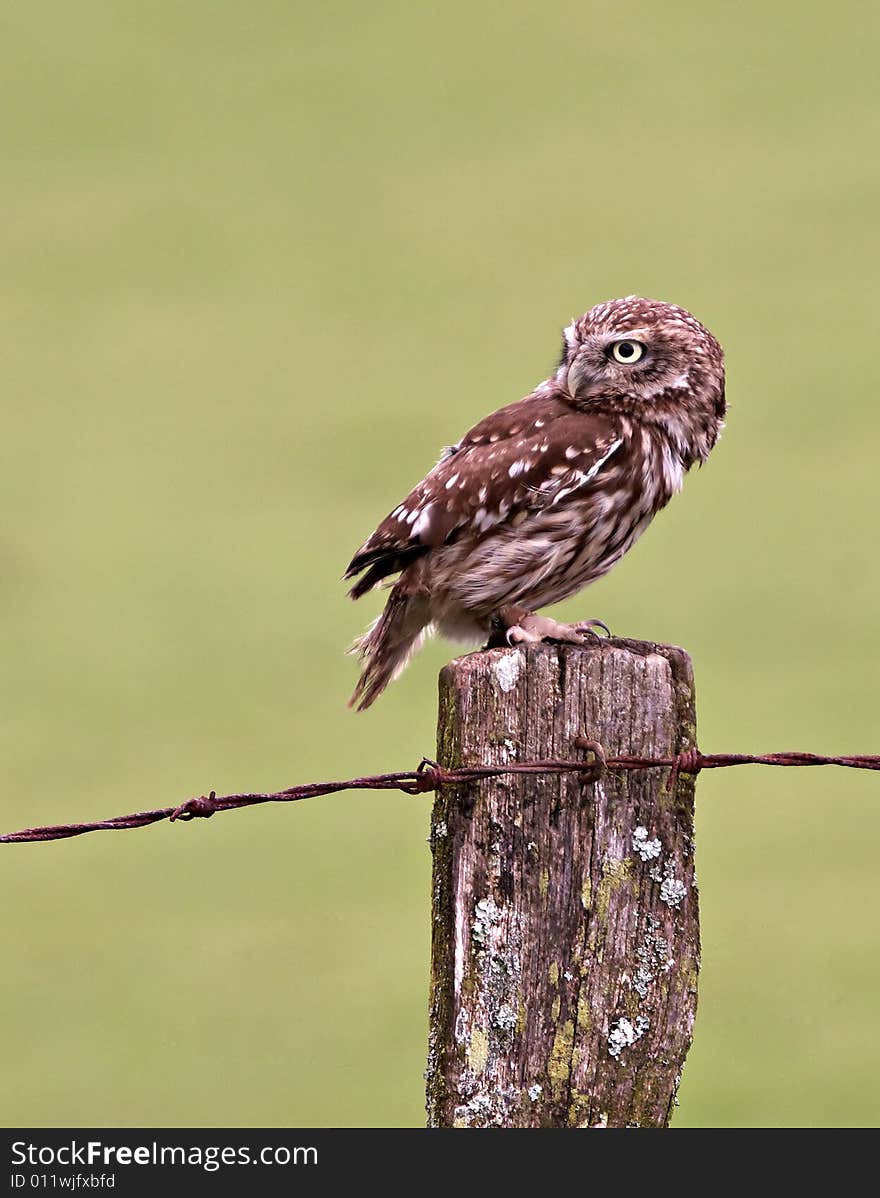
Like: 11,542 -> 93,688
2,741 -> 879,845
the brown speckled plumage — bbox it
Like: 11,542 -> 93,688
345,297 -> 725,709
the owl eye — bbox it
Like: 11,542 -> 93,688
609,339 -> 646,364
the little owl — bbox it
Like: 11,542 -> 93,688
344,296 -> 725,710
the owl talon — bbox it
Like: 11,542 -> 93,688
573,619 -> 612,638
502,613 -> 609,647
505,624 -> 543,646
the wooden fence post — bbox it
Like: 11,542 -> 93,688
425,639 -> 700,1128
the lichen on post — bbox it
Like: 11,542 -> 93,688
425,639 -> 700,1128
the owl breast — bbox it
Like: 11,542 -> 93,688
423,427 -> 682,640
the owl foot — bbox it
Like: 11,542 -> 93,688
500,611 -> 611,647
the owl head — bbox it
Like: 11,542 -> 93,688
557,297 -> 726,454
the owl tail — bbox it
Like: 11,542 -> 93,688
348,586 -> 432,711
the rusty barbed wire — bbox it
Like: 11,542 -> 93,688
2,742 -> 879,845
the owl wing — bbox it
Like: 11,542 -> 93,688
345,404 -> 623,598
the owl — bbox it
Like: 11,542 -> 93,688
344,296 -> 725,710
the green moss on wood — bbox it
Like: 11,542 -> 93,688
596,856 -> 632,922
576,989 -> 592,1033
548,1019 -> 575,1099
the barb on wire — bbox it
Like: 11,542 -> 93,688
2,744 -> 879,845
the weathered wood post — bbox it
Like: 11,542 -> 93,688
425,639 -> 700,1128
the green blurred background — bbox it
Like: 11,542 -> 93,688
2,1 -> 878,1128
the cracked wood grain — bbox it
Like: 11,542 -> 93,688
425,638 -> 700,1128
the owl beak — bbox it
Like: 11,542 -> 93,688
565,359 -> 602,402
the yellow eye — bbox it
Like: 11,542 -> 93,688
610,339 -> 646,364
